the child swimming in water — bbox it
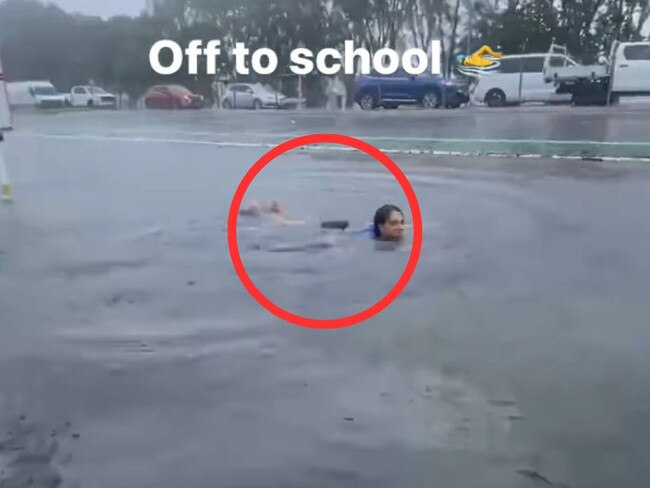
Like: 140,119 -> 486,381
240,201 -> 407,252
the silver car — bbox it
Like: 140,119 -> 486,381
222,83 -> 287,109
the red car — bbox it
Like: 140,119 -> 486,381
144,84 -> 205,109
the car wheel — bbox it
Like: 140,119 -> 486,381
145,99 -> 153,109
87,100 -> 94,108
359,93 -> 377,110
421,90 -> 440,109
571,94 -> 596,106
485,89 -> 506,108
253,99 -> 263,110
223,99 -> 232,110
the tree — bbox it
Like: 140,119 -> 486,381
332,0 -> 409,51
471,0 -> 649,63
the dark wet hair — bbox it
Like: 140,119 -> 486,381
373,204 -> 404,238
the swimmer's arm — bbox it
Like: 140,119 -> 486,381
269,215 -> 306,225
476,45 -> 502,58
266,240 -> 334,253
474,45 -> 490,57
266,235 -> 337,253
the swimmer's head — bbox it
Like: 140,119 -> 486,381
373,204 -> 405,241
456,54 -> 468,66
269,201 -> 282,214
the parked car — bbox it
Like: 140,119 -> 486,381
222,83 -> 287,109
6,81 -> 68,109
68,85 -> 117,108
144,85 -> 205,109
471,53 -> 577,107
354,69 -> 469,110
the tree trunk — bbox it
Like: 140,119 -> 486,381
447,0 -> 462,77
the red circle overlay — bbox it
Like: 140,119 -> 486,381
227,133 -> 422,329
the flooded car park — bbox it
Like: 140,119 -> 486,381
1,109 -> 650,487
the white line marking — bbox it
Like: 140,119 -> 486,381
16,129 -> 650,147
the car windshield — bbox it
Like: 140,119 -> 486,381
260,84 -> 282,96
169,85 -> 191,95
32,86 -> 57,95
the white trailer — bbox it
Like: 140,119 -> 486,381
543,41 -> 650,105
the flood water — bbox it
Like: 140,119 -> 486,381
2,116 -> 650,488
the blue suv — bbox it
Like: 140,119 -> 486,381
354,69 -> 469,110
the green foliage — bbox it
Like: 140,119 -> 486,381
0,0 -> 173,96
471,0 -> 650,62
1,0 -> 648,103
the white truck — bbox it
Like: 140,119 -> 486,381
6,80 -> 68,109
68,85 -> 117,108
6,81 -> 117,109
543,41 -> 650,105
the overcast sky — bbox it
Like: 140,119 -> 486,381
50,0 -> 145,18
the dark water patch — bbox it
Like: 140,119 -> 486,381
0,417 -> 77,488
53,258 -> 150,279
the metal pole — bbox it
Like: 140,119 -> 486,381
606,41 -> 618,106
0,131 -> 13,202
518,62 -> 523,102
518,46 -> 524,102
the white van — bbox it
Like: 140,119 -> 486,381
6,80 -> 68,109
471,53 -> 577,107
0,50 -> 11,129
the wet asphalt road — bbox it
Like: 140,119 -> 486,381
10,103 -> 650,143
1,109 -> 650,488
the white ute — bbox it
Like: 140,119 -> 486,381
544,41 -> 650,105
68,85 -> 117,108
